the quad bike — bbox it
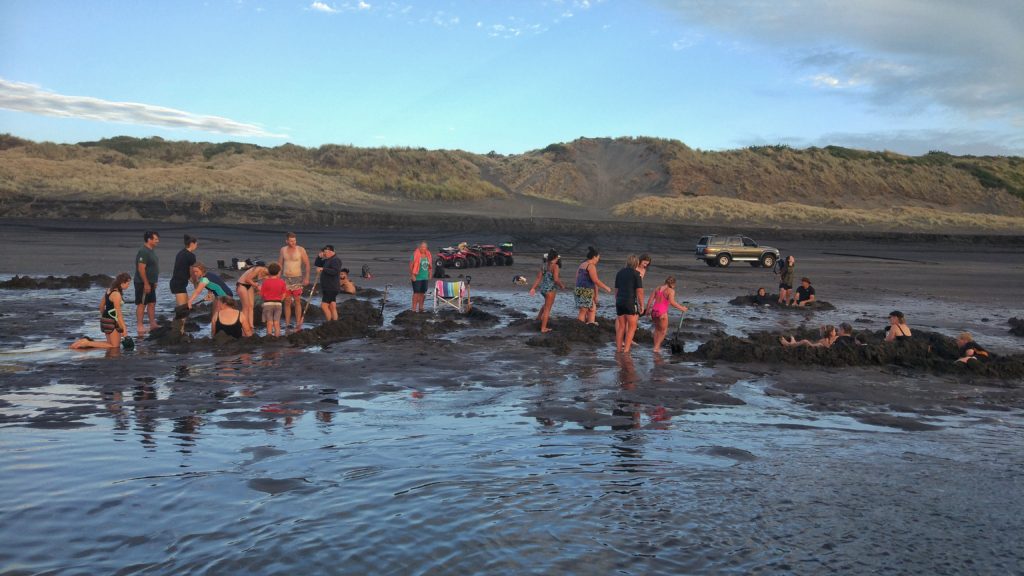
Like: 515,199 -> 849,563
474,243 -> 515,266
435,247 -> 469,269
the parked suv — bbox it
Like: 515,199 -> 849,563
695,235 -> 779,268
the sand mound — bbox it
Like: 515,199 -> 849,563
1010,317 -> 1024,337
684,328 -> 1024,380
522,316 -> 653,355
386,306 -> 501,339
728,294 -> 836,311
147,299 -> 380,348
1,273 -> 113,290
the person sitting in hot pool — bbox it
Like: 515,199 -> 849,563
791,277 -> 816,307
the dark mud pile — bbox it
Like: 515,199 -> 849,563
684,328 -> 1024,380
384,306 -> 501,339
728,294 -> 836,311
147,299 -> 381,349
1010,317 -> 1024,337
0,273 -> 113,290
517,316 -> 653,355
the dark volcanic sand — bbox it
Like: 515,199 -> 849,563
1,219 -> 1023,575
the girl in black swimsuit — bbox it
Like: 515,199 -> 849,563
885,310 -> 913,342
211,296 -> 250,339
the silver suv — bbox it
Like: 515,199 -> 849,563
695,235 -> 780,268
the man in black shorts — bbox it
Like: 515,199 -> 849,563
614,254 -> 645,354
314,245 -> 343,322
134,231 -> 160,336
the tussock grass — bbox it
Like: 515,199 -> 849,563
1,134 -> 1022,232
614,196 -> 1024,232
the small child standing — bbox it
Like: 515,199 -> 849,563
260,263 -> 287,337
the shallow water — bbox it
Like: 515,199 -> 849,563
2,284 -> 1024,574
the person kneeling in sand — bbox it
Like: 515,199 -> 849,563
956,332 -> 989,363
211,296 -> 252,339
71,273 -> 133,351
780,324 -> 838,348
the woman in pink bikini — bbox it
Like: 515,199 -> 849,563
644,276 -> 688,354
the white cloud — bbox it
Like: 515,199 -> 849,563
0,78 -> 287,139
656,0 -> 1024,119
357,1 -> 371,10
310,1 -> 338,14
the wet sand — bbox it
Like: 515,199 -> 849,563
1,218 -> 1023,574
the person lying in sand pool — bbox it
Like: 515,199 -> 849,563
884,310 -> 912,342
211,296 -> 252,338
780,324 -> 838,348
956,332 -> 989,363
71,273 -> 132,350
831,323 -> 863,348
753,287 -> 770,306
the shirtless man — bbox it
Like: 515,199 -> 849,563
278,232 -> 310,331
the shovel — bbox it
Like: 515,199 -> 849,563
303,271 -> 321,318
669,313 -> 686,354
378,283 -> 391,324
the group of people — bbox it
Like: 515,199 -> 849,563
778,310 -> 988,363
72,231 -> 357,350
528,249 -> 688,354
771,255 -> 817,307
70,232 -> 993,366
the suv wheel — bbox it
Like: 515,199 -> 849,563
761,254 -> 776,269
716,254 -> 731,267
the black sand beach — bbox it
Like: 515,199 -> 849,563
1,218 -> 1022,574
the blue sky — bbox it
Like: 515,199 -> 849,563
1,0 -> 1022,155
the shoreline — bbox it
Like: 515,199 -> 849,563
3,208 -> 1024,244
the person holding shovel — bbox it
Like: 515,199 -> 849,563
314,245 -> 343,322
645,276 -> 688,354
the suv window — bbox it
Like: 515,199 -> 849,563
742,237 -> 757,247
727,237 -> 743,247
698,236 -> 709,245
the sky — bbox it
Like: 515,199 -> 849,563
1,0 -> 1022,156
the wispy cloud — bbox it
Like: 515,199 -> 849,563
310,1 -> 338,14
0,78 -> 287,139
310,1 -> 372,14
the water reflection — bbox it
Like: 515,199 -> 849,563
133,382 -> 157,449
